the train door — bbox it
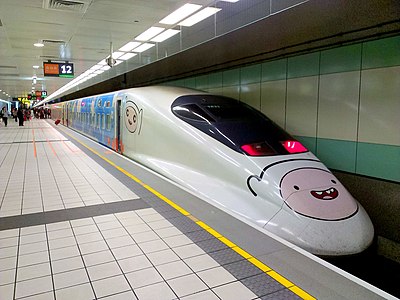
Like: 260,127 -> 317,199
65,103 -> 69,126
115,99 -> 122,153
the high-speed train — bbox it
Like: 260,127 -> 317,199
50,86 -> 374,256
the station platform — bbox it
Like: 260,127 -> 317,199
0,119 -> 396,300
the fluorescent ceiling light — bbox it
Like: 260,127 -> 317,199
133,43 -> 155,53
179,7 -> 221,27
159,3 -> 202,25
119,41 -> 141,52
220,0 -> 239,2
119,53 -> 137,60
151,29 -> 180,43
135,27 -> 165,41
112,51 -> 125,59
34,42 -> 44,47
89,64 -> 102,71
33,65 -> 39,69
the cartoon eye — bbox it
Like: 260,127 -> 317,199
331,180 -> 337,184
293,185 -> 300,190
125,106 -> 138,133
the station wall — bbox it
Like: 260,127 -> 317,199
168,35 -> 400,184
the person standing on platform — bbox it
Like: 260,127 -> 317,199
1,107 -> 8,127
13,108 -> 17,122
17,107 -> 24,126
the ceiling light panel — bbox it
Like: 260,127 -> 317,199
133,43 -> 155,53
151,29 -> 180,43
135,27 -> 165,41
179,7 -> 221,27
119,53 -> 137,60
119,41 -> 141,52
159,3 -> 202,25
112,52 -> 125,59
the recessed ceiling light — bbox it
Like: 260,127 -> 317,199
179,7 -> 221,27
34,42 -> 44,47
159,3 -> 202,25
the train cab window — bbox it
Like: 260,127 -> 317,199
172,104 -> 214,122
105,101 -> 110,107
172,94 -> 307,156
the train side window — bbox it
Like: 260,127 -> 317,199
91,113 -> 95,127
102,114 -> 105,130
106,114 -> 111,130
97,113 -> 101,129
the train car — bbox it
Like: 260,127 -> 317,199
51,86 -> 374,256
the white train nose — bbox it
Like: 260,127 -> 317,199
298,205 -> 374,256
266,204 -> 374,256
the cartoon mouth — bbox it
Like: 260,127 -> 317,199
310,187 -> 338,200
128,119 -> 133,125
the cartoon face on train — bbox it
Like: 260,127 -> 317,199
125,100 -> 143,134
248,162 -> 358,221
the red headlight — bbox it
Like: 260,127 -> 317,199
241,142 -> 276,156
281,140 -> 308,154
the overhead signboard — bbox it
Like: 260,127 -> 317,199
43,62 -> 74,78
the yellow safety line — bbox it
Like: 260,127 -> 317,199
60,127 -> 316,300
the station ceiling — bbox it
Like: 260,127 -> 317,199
0,0 -> 225,101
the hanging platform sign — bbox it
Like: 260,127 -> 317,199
43,62 -> 74,78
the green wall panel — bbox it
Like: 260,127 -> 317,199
240,64 -> 261,85
356,143 -> 400,182
320,44 -> 362,74
208,72 -> 223,88
223,69 -> 240,86
288,52 -> 320,78
362,36 -> 400,69
262,59 -> 287,82
316,138 -> 356,172
195,75 -> 208,90
184,77 -> 196,88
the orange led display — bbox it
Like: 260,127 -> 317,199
43,62 -> 60,75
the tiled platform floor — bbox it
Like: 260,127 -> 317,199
0,119 -> 302,300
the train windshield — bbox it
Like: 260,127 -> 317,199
172,94 -> 308,156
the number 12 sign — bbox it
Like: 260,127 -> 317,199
43,62 -> 74,78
